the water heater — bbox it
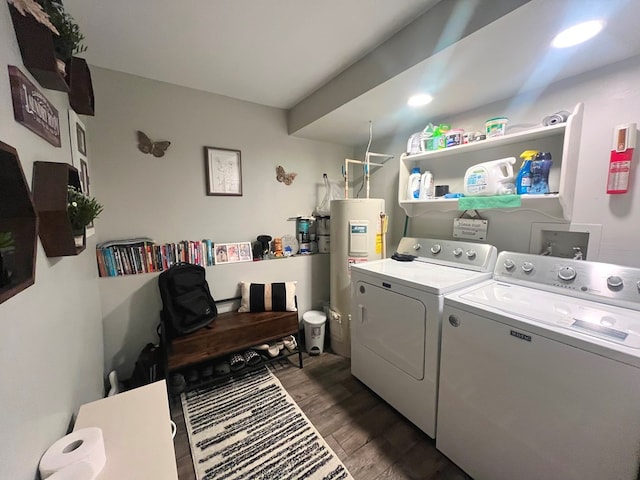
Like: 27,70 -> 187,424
329,198 -> 385,357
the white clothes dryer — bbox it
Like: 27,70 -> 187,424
350,237 -> 497,438
437,252 -> 640,480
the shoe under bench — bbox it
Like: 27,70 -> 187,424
163,309 -> 303,394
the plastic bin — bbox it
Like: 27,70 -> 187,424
303,310 -> 326,355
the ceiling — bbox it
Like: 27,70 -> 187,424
64,0 -> 640,147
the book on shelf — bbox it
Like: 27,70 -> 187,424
96,237 -> 218,277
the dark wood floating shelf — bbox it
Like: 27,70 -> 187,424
32,162 -> 85,257
8,5 -> 69,92
8,6 -> 96,113
0,141 -> 38,305
67,57 -> 95,116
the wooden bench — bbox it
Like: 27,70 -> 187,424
164,310 -> 302,385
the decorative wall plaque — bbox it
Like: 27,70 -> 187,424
8,65 -> 61,147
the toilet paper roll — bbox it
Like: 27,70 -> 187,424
542,110 -> 570,126
39,427 -> 106,479
46,461 -> 97,480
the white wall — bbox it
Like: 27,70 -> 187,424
0,5 -> 104,479
86,67 -> 351,379
361,54 -> 640,266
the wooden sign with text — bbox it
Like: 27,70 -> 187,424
8,65 -> 61,147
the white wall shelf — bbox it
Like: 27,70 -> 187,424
398,103 -> 584,219
400,194 -> 561,217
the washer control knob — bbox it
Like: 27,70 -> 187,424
453,248 -> 463,257
448,315 -> 460,327
413,243 -> 422,251
558,266 -> 577,281
637,280 -> 640,292
522,262 -> 534,273
466,249 -> 477,259
503,259 -> 516,271
607,275 -> 623,290
431,244 -> 441,254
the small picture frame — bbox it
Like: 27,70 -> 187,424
204,146 -> 242,196
68,109 -> 86,169
238,242 -> 252,262
215,244 -> 229,264
214,242 -> 253,264
227,243 -> 240,262
76,122 -> 87,156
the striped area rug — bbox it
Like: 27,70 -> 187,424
182,367 -> 353,480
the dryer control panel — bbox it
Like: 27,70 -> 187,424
396,237 -> 497,273
494,251 -> 640,311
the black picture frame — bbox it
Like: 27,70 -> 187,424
204,146 -> 242,196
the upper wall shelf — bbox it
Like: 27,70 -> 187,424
32,162 -> 85,257
8,6 -> 96,115
398,103 -> 584,219
401,123 -> 566,163
0,141 -> 38,305
8,5 -> 69,92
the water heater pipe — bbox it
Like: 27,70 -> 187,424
343,152 -> 393,199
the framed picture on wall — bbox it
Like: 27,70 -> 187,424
68,110 -> 95,236
204,146 -> 242,196
214,242 -> 253,264
238,242 -> 252,262
76,122 -> 87,155
69,110 -> 86,168
214,244 -> 229,264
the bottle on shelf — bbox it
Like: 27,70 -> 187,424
407,167 -> 421,200
516,150 -> 538,194
419,171 -> 434,199
530,152 -> 553,194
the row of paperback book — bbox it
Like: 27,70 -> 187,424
95,238 -> 216,277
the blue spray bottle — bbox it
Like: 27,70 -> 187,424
516,150 -> 538,194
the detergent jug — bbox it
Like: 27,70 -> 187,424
464,157 -> 516,196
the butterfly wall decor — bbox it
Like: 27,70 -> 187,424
276,165 -> 297,185
136,131 -> 171,157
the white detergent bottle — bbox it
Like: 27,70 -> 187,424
464,157 -> 516,196
407,167 -> 421,199
419,171 -> 434,199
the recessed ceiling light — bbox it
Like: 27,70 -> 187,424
408,94 -> 433,107
552,20 -> 604,48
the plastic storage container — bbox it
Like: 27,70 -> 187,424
445,129 -> 464,148
485,117 -> 508,138
303,310 -> 326,355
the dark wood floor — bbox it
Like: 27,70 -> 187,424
170,352 -> 471,480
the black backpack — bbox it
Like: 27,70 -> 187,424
158,262 -> 217,339
126,342 -> 162,390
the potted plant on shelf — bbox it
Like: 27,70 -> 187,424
0,232 -> 16,288
67,186 -> 103,247
36,0 -> 87,76
38,0 -> 95,114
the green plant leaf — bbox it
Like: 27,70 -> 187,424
38,0 -> 87,60
67,186 -> 104,231
0,231 -> 15,251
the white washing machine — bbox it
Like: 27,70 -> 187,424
350,237 -> 497,438
437,251 -> 640,480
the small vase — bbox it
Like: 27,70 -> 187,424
73,230 -> 85,248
